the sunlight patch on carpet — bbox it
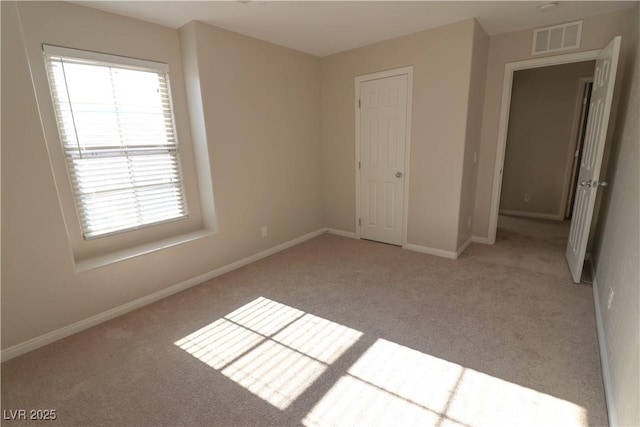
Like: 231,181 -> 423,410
302,338 -> 588,427
175,297 -> 363,409
177,298 -> 587,425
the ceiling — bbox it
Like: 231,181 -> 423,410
76,1 -> 637,57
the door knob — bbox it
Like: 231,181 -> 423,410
395,172 -> 403,178
580,180 -> 608,188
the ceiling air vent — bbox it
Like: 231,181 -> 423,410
532,21 -> 582,55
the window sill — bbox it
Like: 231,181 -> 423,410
74,228 -> 216,273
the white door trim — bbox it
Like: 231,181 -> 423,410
355,66 -> 413,247
563,76 -> 594,219
487,50 -> 600,244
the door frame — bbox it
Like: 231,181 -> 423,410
355,66 -> 413,247
564,77 -> 594,219
487,50 -> 600,244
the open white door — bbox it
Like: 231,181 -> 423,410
566,36 -> 621,283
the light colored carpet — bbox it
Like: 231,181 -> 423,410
1,216 -> 607,426
465,215 -> 572,280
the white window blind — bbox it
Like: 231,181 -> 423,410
43,45 -> 187,239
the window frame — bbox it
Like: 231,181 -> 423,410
43,44 -> 190,240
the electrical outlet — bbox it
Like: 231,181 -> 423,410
607,287 -> 614,309
473,151 -> 477,163
261,226 -> 268,238
524,193 -> 531,202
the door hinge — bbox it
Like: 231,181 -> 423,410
358,218 -> 361,226
358,161 -> 361,169
358,99 -> 361,108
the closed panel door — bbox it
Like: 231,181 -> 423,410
566,36 -> 620,283
359,74 -> 408,245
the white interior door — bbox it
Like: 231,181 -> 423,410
359,74 -> 408,245
566,36 -> 621,283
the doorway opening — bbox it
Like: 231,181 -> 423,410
498,62 -> 595,224
488,37 -> 621,283
497,62 -> 595,282
488,49 -> 600,245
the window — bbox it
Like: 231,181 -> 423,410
43,45 -> 187,239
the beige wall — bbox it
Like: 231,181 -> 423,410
458,22 -> 489,248
177,19 -> 324,260
473,8 -> 639,238
500,61 -> 595,218
1,2 -> 323,349
591,5 -> 639,426
321,19 -> 479,253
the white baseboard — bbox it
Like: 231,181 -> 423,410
499,209 -> 563,221
326,228 -> 358,239
457,237 -> 472,257
406,243 -> 458,259
332,231 -> 461,260
591,270 -> 617,427
1,228 -> 326,362
471,235 -> 491,244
